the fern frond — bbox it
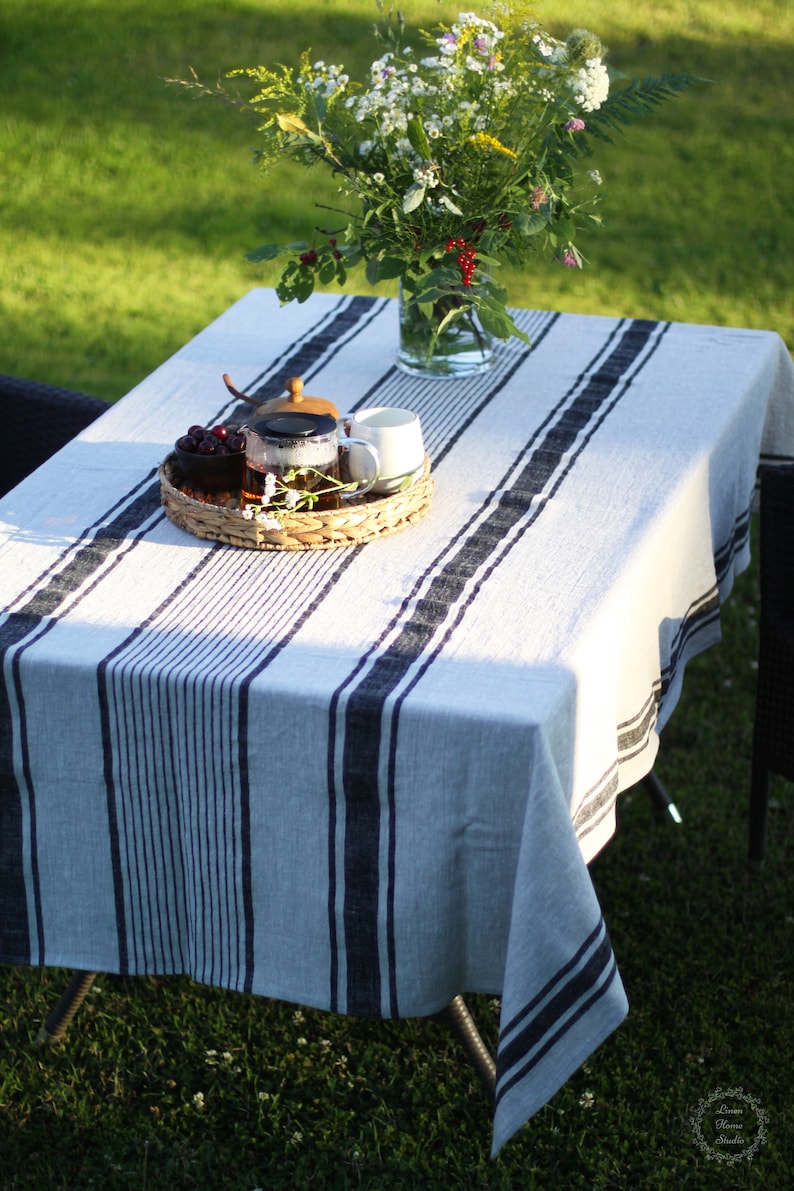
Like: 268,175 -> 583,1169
584,73 -> 706,141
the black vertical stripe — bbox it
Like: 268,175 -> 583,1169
338,320 -> 667,1016
247,296 -> 382,402
0,481 -> 163,963
0,293 -> 385,971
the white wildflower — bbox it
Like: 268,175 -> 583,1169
192,1091 -> 205,1110
571,57 -> 609,112
413,164 -> 439,188
588,169 -> 603,184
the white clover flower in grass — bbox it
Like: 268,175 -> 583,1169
192,1091 -> 205,1110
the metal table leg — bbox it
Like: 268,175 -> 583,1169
35,970 -> 98,1046
432,994 -> 496,1098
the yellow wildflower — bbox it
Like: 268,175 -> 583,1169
468,131 -> 518,160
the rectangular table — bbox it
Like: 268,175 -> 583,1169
2,289 -> 793,1152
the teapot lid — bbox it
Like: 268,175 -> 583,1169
265,376 -> 340,419
252,412 -> 337,439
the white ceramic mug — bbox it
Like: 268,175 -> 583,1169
345,407 -> 425,495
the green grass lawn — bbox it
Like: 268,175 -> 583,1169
0,0 -> 792,400
1,1 -> 793,1187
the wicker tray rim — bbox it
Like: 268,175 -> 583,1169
159,452 -> 433,551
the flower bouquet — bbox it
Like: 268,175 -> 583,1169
177,3 -> 700,376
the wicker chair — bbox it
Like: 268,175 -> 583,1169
0,373 -> 108,497
748,462 -> 794,869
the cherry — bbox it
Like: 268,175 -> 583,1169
188,424 -> 206,440
197,438 -> 216,455
177,435 -> 198,452
227,434 -> 246,453
210,424 -> 229,441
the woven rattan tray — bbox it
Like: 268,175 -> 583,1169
159,453 -> 433,550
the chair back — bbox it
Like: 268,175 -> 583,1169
0,374 -> 107,497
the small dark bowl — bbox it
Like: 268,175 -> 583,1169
174,442 -> 245,494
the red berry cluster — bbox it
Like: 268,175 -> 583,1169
445,237 -> 477,287
299,236 -> 342,268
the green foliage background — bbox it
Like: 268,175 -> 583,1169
0,2 -> 792,1188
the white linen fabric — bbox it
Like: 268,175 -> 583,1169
2,290 -> 793,1153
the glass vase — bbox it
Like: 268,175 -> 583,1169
396,281 -> 495,379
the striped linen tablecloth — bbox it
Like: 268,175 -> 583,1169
2,290 -> 793,1152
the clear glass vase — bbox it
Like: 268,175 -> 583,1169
396,281 -> 495,379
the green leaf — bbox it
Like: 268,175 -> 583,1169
276,112 -> 315,136
373,256 -> 407,281
438,193 -> 463,216
513,213 -> 547,238
276,260 -> 315,304
406,117 -> 432,161
414,266 -> 459,292
245,243 -> 288,263
402,183 -> 426,213
552,216 -> 576,243
477,303 -> 530,344
472,251 -> 501,267
319,259 -> 336,283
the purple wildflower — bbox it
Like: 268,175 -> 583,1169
560,249 -> 579,268
564,118 -> 586,132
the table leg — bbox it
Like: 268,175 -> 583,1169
34,970 -> 98,1046
432,995 -> 496,1099
642,770 -> 682,825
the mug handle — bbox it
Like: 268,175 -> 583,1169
339,435 -> 380,499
